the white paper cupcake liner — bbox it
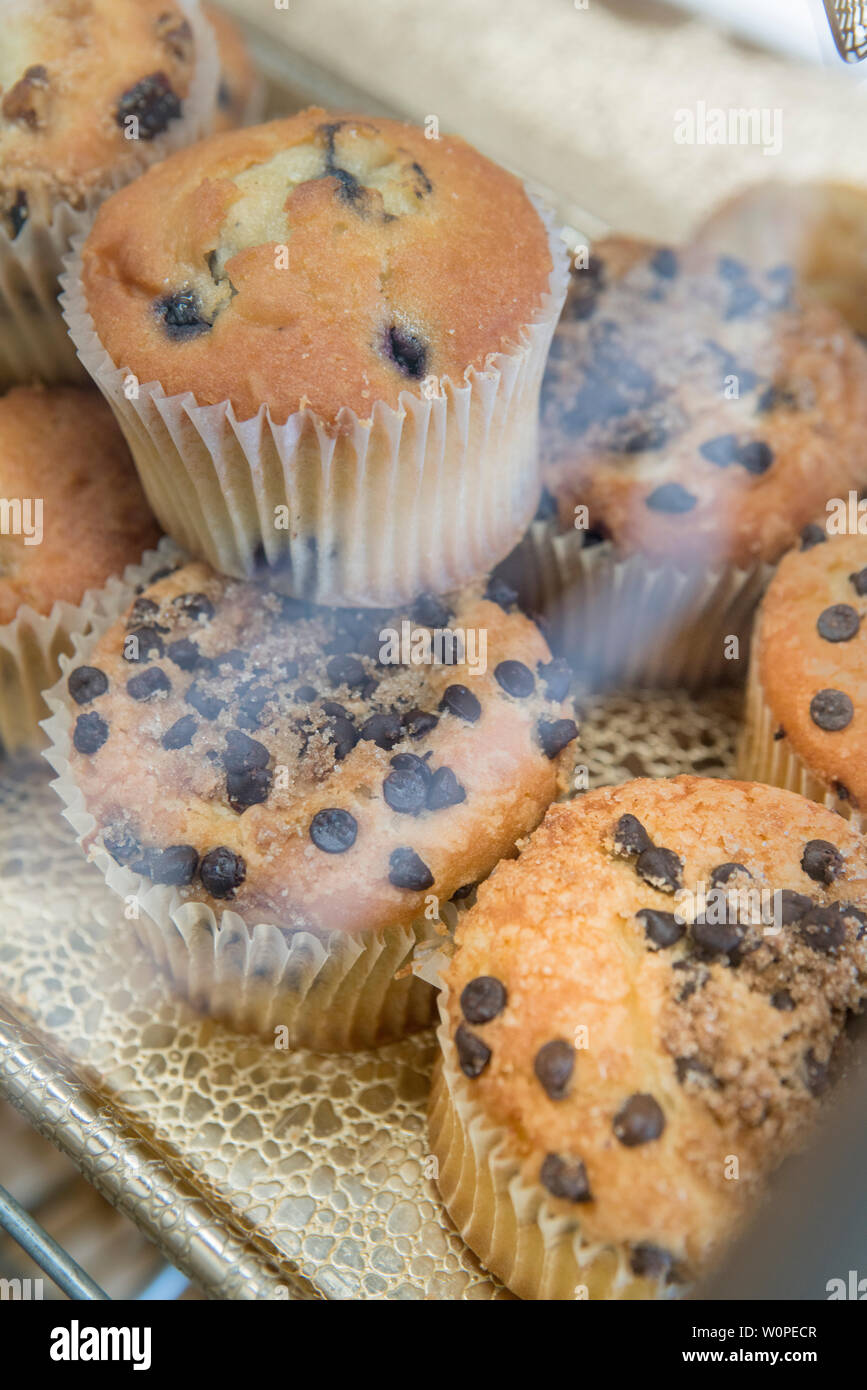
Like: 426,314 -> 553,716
504,520 -> 771,692
0,597 -> 94,753
0,0 -> 219,388
428,983 -> 677,1300
40,539 -> 442,1050
737,621 -> 863,830
60,201 -> 570,606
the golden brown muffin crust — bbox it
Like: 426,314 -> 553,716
443,777 -> 867,1280
757,531 -> 867,809
0,385 -> 159,624
542,241 -> 867,569
80,108 -> 554,425
65,561 -> 578,933
0,0 -> 198,230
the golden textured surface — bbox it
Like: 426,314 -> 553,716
0,690 -> 740,1299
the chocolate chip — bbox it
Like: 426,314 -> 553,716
650,247 -> 678,278
645,482 -> 696,513
538,717 -> 578,759
613,813 -> 652,856
328,715 -> 359,760
7,189 -> 27,239
360,712 -> 403,749
455,1024 -> 491,1078
186,682 -> 225,720
725,280 -> 762,319
388,847 -> 433,890
326,654 -> 367,689
539,1153 -> 592,1203
691,918 -> 743,956
810,689 -> 853,732
710,862 -> 751,887
124,625 -> 165,662
384,324 -> 427,379
774,726 -> 786,741
738,440 -> 774,475
309,807 -> 357,853
426,766 -> 466,811
127,667 -> 171,701
801,524 -> 826,550
73,712 -> 108,755
162,714 -> 197,750
699,434 -> 740,467
636,846 -> 682,892
798,904 -> 847,954
383,766 -> 428,815
675,1056 -> 715,1086
630,1244 -> 675,1281
779,889 -> 813,924
804,1049 -> 829,1097
115,72 -> 182,139
849,568 -> 867,597
403,708 -> 439,739
538,658 -> 571,702
485,575 -> 519,610
156,289 -> 210,339
224,729 -> 269,774
390,752 -> 432,780
801,839 -> 844,884
770,989 -> 795,1011
411,593 -> 452,628
103,828 -> 140,866
214,649 -> 245,671
440,684 -> 481,723
200,847 -> 246,899
637,908 -> 684,949
534,1040 -> 575,1100
167,637 -> 202,670
452,882 -> 477,900
172,592 -> 215,623
460,976 -> 507,1024
494,660 -> 535,699
817,604 -> 860,643
68,666 -> 108,705
227,766 -> 272,813
127,596 -> 160,627
613,1093 -> 665,1146
148,844 -> 198,886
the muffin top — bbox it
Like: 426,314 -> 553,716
0,0 -> 202,233
206,3 -> 260,134
541,240 -> 867,569
63,559 -> 578,933
756,530 -> 867,809
0,385 -> 159,624
80,107 -> 554,425
697,181 -> 867,337
442,776 -> 867,1284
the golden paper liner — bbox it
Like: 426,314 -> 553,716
428,985 -> 673,1300
737,620 -> 862,830
506,520 -> 770,692
0,0 -> 219,388
60,204 -> 570,606
40,539 -> 443,1050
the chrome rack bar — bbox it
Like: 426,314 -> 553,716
0,1180 -> 110,1301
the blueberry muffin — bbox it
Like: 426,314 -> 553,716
430,777 -> 867,1299
206,3 -> 263,133
739,530 -> 867,828
66,108 -> 568,604
0,0 -> 218,386
0,384 -> 159,751
697,182 -> 867,337
520,238 -> 867,689
45,557 -> 578,1048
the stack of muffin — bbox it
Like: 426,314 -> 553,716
2,0 -> 866,1301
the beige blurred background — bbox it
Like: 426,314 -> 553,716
224,0 -> 867,242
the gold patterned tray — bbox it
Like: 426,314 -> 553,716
0,691 -> 741,1299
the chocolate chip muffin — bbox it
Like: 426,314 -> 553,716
696,181 -> 867,337
0,0 -> 218,386
45,554 -> 577,1048
65,107 -> 568,603
430,777 -> 867,1299
0,384 -> 159,751
206,3 -> 263,133
739,530 -> 867,828
518,237 -> 867,689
